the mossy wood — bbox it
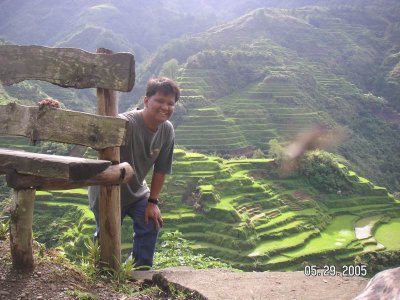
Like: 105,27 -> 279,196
6,162 -> 134,190
0,45 -> 135,92
0,148 -> 111,180
0,103 -> 128,149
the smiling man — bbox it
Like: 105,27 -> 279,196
89,77 -> 180,269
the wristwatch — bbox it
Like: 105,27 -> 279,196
148,198 -> 159,205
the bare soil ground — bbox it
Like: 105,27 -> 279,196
0,238 -> 164,300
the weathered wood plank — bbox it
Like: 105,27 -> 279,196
6,162 -> 134,190
0,148 -> 111,180
0,103 -> 127,149
10,189 -> 35,271
97,48 -> 121,271
0,45 -> 135,92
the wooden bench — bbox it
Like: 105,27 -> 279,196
0,44 -> 135,271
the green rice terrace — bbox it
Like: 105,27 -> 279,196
172,35 -> 379,157
174,65 -> 321,155
1,138 -> 399,272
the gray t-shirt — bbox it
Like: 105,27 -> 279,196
89,109 -> 174,209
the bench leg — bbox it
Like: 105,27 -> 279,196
10,188 -> 35,271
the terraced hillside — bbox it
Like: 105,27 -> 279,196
162,149 -> 400,271
32,188 -> 138,260
173,51 -> 368,155
174,68 -> 247,152
0,138 -> 399,271
145,6 -> 400,192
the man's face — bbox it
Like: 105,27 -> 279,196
144,91 -> 176,124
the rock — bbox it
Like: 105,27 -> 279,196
0,291 -> 10,296
354,267 -> 400,300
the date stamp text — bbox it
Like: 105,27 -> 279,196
304,265 -> 367,277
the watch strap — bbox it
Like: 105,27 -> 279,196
148,198 -> 159,205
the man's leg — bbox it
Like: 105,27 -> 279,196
89,186 -> 128,243
88,186 -> 100,242
127,198 -> 159,269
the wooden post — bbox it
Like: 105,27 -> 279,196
10,188 -> 35,271
97,48 -> 121,270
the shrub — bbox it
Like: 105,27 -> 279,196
0,218 -> 9,240
153,231 -> 232,270
298,150 -> 353,193
206,207 -> 241,223
354,251 -> 400,275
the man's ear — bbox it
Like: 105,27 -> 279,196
143,96 -> 149,108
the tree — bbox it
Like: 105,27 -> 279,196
268,139 -> 284,161
159,58 -> 179,80
298,150 -> 353,193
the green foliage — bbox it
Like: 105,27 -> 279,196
166,283 -> 203,300
79,239 -> 101,278
186,49 -> 268,97
206,207 -> 241,223
160,58 -> 179,80
252,148 -> 264,158
268,139 -> 284,161
3,81 -> 47,105
299,150 -> 353,193
0,177 -> 11,207
354,251 -> 400,275
34,206 -> 86,251
154,231 -> 232,270
103,258 -> 138,291
39,141 -> 71,155
0,218 -> 9,240
66,289 -> 97,300
79,239 -> 139,294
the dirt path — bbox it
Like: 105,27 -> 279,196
133,267 -> 370,300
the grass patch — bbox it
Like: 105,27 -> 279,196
271,215 -> 358,260
374,218 -> 400,250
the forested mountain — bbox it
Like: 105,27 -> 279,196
0,0 -> 216,62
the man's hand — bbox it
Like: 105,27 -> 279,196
145,202 -> 163,230
38,98 -> 62,109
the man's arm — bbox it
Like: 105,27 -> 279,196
145,171 -> 166,229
